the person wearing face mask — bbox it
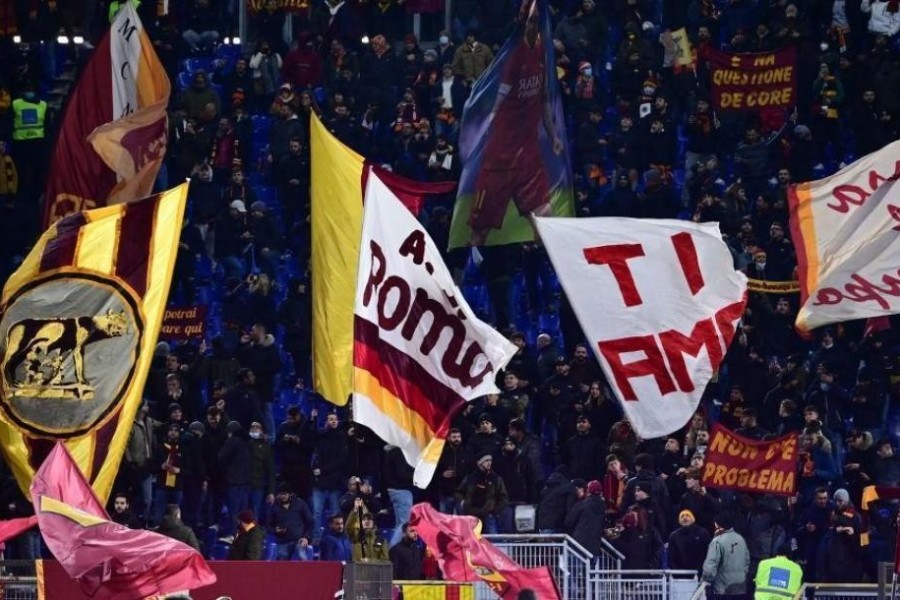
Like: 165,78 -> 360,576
436,30 -> 455,66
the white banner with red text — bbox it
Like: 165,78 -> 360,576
534,217 -> 748,438
353,173 -> 516,488
789,139 -> 900,332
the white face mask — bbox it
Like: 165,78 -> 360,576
583,68 -> 593,77
250,431 -> 262,439
756,261 -> 767,270
439,35 -> 449,45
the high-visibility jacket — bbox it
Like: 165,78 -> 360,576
754,556 -> 803,599
11,98 -> 46,141
109,0 -> 141,22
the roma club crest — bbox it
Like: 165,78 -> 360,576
0,272 -> 144,437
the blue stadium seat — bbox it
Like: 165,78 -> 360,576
210,542 -> 230,560
183,58 -> 214,74
216,44 -> 242,61
263,540 -> 278,561
177,72 -> 191,90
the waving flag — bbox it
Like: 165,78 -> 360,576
0,516 -> 37,547
448,0 -> 572,249
311,113 -> 457,407
535,217 -> 747,438
43,1 -> 170,227
410,503 -> 560,600
0,185 -> 188,502
353,173 -> 515,487
789,139 -> 900,332
32,443 -> 215,599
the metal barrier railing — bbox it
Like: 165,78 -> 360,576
0,561 -> 38,600
800,583 -> 879,600
587,569 -> 702,600
475,534 -> 594,600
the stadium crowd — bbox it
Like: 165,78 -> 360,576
1,0 -> 900,595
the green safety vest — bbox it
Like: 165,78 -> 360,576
754,556 -> 803,600
12,98 -> 47,141
109,0 -> 141,22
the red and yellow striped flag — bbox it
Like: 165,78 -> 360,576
0,184 -> 188,502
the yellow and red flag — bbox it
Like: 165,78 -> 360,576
310,113 -> 456,407
43,1 -> 170,227
0,184 -> 188,502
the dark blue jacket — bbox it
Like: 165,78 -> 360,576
320,529 -> 352,562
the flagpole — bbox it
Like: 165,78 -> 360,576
891,572 -> 897,600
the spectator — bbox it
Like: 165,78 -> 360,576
248,421 -> 275,522
702,511 -> 750,598
384,445 -> 415,546
390,523 -> 424,580
238,322 -> 282,437
456,455 -> 510,534
268,483 -> 314,560
180,71 -> 221,123
452,31 -> 494,85
109,493 -> 140,529
157,504 -> 201,551
668,510 -> 712,573
609,510 -> 663,569
537,465 -> 578,533
152,423 -> 184,525
312,411 -> 350,541
347,498 -> 390,561
820,489 -> 863,582
433,428 -> 471,514
319,513 -> 352,562
228,509 -> 265,560
220,420 -> 253,530
565,480 -> 606,555
275,406 -> 315,499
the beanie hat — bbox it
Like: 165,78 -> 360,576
833,488 -> 850,503
477,454 -> 493,467
587,480 -> 603,496
237,509 -> 255,524
679,510 -> 696,524
277,482 -> 292,494
578,61 -> 592,72
227,420 -> 242,434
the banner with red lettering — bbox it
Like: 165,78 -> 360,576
702,424 -> 798,496
353,173 -> 516,488
707,47 -> 796,112
160,305 -> 207,341
789,139 -> 900,332
534,218 -> 747,438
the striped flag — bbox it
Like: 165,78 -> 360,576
0,184 -> 188,502
43,1 -> 170,228
311,113 -> 457,407
353,173 -> 515,488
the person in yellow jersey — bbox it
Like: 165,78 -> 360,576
754,544 -> 803,600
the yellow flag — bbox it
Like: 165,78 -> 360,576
671,27 -> 694,67
0,184 -> 188,501
310,113 -> 364,406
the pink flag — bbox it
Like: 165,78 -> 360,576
409,503 -> 560,600
0,516 -> 37,550
31,443 -> 215,600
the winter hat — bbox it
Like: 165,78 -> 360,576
154,341 -> 171,357
587,480 -> 603,496
679,510 -> 696,524
277,482 -> 292,494
833,488 -> 850,504
424,49 -> 438,60
229,200 -> 247,213
793,124 -> 812,138
622,512 -> 638,529
571,478 -> 587,490
477,454 -> 493,467
227,420 -> 242,434
250,201 -> 267,212
644,168 -> 662,182
189,421 -> 204,434
578,61 -> 592,72
168,402 -> 182,413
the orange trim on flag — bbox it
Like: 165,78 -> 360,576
353,367 -> 436,453
36,559 -> 45,600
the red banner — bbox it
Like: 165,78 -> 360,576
707,47 -> 796,112
701,424 -> 798,496
38,560 -> 344,600
160,305 -> 207,341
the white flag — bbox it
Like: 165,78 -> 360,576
535,217 -> 748,438
353,173 -> 516,488
789,139 -> 900,332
